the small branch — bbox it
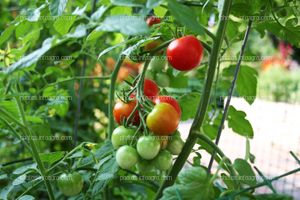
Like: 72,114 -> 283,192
207,19 -> 253,173
1,158 -> 33,167
254,166 -> 277,193
290,151 -> 300,165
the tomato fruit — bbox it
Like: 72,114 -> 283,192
167,35 -> 204,71
146,103 -> 180,135
149,56 -> 166,71
137,136 -> 161,160
144,79 -> 159,98
154,96 -> 181,117
146,16 -> 161,26
116,145 -> 138,169
113,100 -> 139,125
167,131 -> 184,155
155,73 -> 170,87
136,159 -> 154,174
154,150 -> 173,171
111,126 -> 136,149
57,172 -> 83,196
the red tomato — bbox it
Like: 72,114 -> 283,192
144,79 -> 159,99
113,100 -> 139,125
154,96 -> 181,116
146,16 -> 161,26
167,35 -> 204,71
146,103 -> 180,136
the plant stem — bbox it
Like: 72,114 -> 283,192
154,0 -> 233,198
15,97 -> 55,200
231,167 -> 300,197
207,19 -> 253,172
107,52 -> 126,138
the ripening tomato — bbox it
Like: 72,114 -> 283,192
116,145 -> 139,169
57,172 -> 84,196
144,79 -> 159,98
146,16 -> 161,26
167,35 -> 204,71
146,103 -> 180,135
113,100 -> 139,125
154,96 -> 181,116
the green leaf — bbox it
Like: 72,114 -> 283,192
111,0 -> 144,7
236,65 -> 258,104
19,195 -> 35,200
53,15 -> 77,35
0,25 -> 15,47
12,174 -> 27,186
4,37 -> 55,74
146,0 -> 162,8
161,167 -> 215,200
13,164 -> 37,175
49,0 -> 68,16
227,106 -> 254,138
233,158 -> 256,186
167,0 -> 204,35
178,93 -> 200,121
255,194 -> 293,200
97,15 -> 149,36
40,151 -> 65,166
91,6 -> 107,21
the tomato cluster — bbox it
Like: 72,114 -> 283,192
113,77 -> 184,172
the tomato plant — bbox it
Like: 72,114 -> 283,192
136,135 -> 161,160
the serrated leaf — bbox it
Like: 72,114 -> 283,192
178,93 -> 201,121
53,15 -> 77,35
91,6 -> 107,21
227,106 -> 253,138
0,25 -> 15,47
97,15 -> 149,36
12,174 -> 27,186
40,151 -> 65,166
161,167 -> 215,200
49,0 -> 68,16
233,158 -> 256,186
237,65 -> 258,104
167,0 -> 204,35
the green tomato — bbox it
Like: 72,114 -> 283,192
137,136 -> 160,160
116,145 -> 138,170
149,56 -> 166,71
111,126 -> 136,149
155,73 -> 170,87
167,131 -> 184,155
136,159 -> 154,174
154,150 -> 173,171
57,172 -> 84,196
145,69 -> 155,80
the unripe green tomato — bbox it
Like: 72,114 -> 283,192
167,131 -> 184,155
145,69 -> 155,80
136,159 -> 154,174
57,172 -> 84,196
137,136 -> 161,160
111,126 -> 136,149
149,56 -> 166,71
154,150 -> 173,171
156,73 -> 170,87
116,145 -> 138,169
